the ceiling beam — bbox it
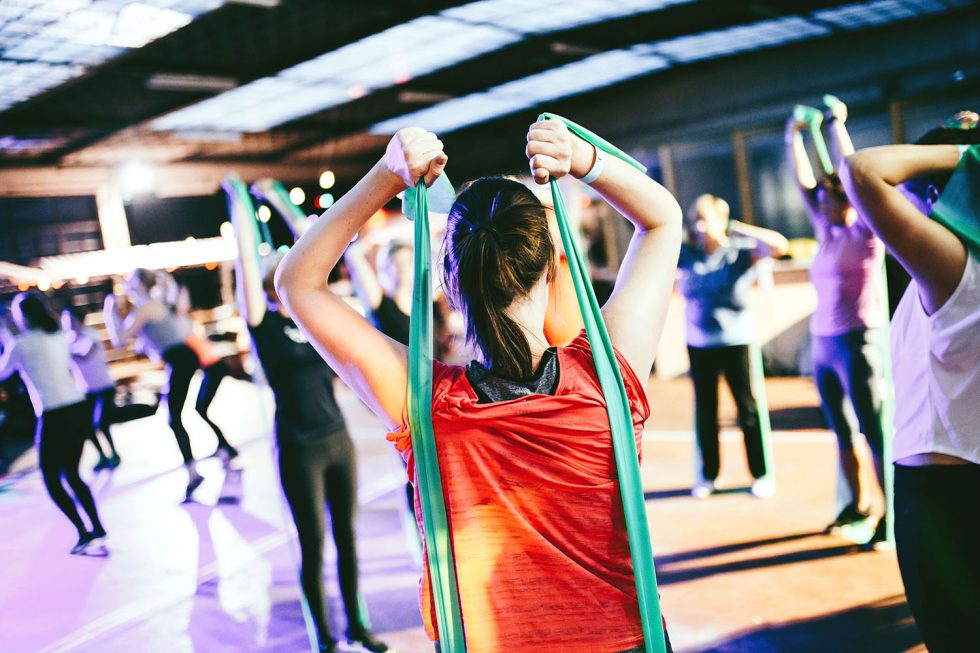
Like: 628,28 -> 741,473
0,161 -> 358,198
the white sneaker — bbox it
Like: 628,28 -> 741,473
750,477 -> 775,499
691,480 -> 716,499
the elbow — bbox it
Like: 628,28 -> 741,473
272,252 -> 293,308
840,151 -> 876,196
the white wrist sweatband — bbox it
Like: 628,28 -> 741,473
578,145 -> 604,185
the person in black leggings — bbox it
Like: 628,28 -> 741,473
228,175 -> 388,653
1,293 -> 106,554
105,269 -> 236,500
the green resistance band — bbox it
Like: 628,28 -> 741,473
539,112 -> 667,653
255,179 -> 308,243
794,104 -> 834,176
750,343 -> 775,484
931,144 -> 980,256
403,178 -> 467,653
223,176 -> 266,256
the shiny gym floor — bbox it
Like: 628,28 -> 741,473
0,375 -> 922,653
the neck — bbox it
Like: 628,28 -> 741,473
498,278 -> 550,371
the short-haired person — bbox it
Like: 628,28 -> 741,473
678,194 -> 789,499
274,118 -> 682,652
840,112 -> 980,652
786,99 -> 889,545
0,293 -> 106,554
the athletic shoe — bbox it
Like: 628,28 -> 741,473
691,480 -> 716,499
825,503 -> 872,533
185,473 -> 205,502
108,453 -> 121,469
862,520 -> 893,552
346,629 -> 389,653
750,477 -> 776,499
319,638 -> 338,653
70,532 -> 95,555
93,455 -> 112,471
216,444 -> 239,464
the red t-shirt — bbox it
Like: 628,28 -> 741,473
387,332 -> 652,653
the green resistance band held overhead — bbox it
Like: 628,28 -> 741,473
402,114 -> 667,653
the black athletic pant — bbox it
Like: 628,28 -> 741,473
894,464 -> 980,652
278,431 -> 363,644
162,344 -> 200,464
85,387 -> 118,458
688,344 -> 766,481
38,401 -> 104,536
196,359 -> 233,451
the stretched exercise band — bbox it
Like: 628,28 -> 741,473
794,104 -> 834,176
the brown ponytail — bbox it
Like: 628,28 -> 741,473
443,177 -> 556,379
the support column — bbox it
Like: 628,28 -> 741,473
95,185 -> 131,250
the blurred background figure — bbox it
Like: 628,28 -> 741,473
786,97 -> 889,547
678,193 -> 788,499
0,293 -> 106,554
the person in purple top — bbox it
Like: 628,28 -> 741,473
787,98 -> 888,548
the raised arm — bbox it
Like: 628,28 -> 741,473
730,220 -> 789,260
343,239 -> 384,313
785,116 -> 823,221
250,178 -> 309,240
103,294 -> 136,347
0,335 -> 18,381
526,119 -> 682,381
224,175 -> 267,328
825,96 -> 855,162
841,144 -> 966,314
275,129 -> 447,429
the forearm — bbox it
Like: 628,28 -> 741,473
231,203 -> 266,326
785,124 -> 817,189
103,299 -> 125,347
846,145 -> 961,189
731,221 -> 789,258
343,241 -> 383,311
277,161 -> 404,297
828,118 -> 855,162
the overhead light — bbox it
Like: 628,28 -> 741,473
318,170 -> 336,189
257,205 -> 272,222
315,193 -> 334,209
220,221 -> 235,238
118,161 -> 155,198
289,187 -> 306,205
147,73 -> 238,92
397,90 -> 455,104
226,0 -> 281,7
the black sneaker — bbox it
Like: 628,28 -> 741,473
108,453 -> 121,469
70,532 -> 95,555
346,629 -> 389,653
825,503 -> 871,533
93,455 -> 112,471
185,473 -> 205,502
319,637 -> 338,653
862,519 -> 893,552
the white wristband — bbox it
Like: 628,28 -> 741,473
578,146 -> 604,185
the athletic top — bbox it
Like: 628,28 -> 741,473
248,310 -> 345,442
807,202 -> 886,336
0,331 -> 85,416
138,309 -> 185,359
388,331 -> 651,653
68,326 -> 116,393
891,253 -> 980,464
465,348 -> 559,403
372,295 -> 411,346
676,237 -> 757,348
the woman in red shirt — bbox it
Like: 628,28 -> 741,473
275,118 -> 682,652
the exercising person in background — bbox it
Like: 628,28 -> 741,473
787,97 -> 889,546
226,175 -> 388,653
61,308 -> 121,471
160,273 -> 239,465
0,293 -> 106,554
841,112 -> 979,653
678,194 -> 788,499
105,269 -> 233,500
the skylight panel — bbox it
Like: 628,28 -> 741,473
643,17 -> 829,63
443,0 -> 695,34
812,0 -> 953,30
370,49 -> 669,135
